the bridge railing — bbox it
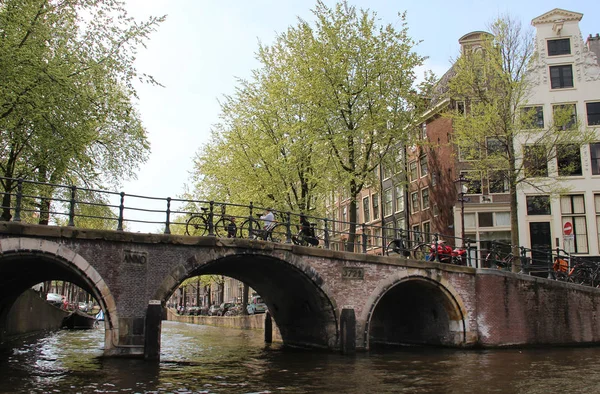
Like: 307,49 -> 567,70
1,176 -> 599,287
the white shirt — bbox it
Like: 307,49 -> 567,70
260,211 -> 275,229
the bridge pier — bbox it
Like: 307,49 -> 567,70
340,308 -> 356,354
144,301 -> 162,361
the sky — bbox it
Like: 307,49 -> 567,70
119,0 -> 600,231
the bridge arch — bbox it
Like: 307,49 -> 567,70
155,248 -> 340,350
362,269 -> 468,348
0,237 -> 119,352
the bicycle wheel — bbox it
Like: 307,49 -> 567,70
386,239 -> 404,256
186,215 -> 207,236
267,223 -> 287,243
214,218 -> 235,238
239,219 -> 257,239
412,243 -> 430,261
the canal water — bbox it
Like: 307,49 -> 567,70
1,321 -> 600,393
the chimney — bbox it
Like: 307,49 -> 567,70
587,33 -> 600,64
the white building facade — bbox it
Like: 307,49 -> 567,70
517,9 -> 600,260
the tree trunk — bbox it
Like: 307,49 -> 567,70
509,154 -> 521,272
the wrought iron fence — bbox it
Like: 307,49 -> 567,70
1,176 -> 599,287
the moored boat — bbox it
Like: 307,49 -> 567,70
62,309 -> 96,329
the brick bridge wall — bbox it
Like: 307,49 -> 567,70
1,222 -> 599,357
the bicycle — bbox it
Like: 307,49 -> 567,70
386,237 -> 430,260
238,212 -> 287,242
185,204 -> 235,237
291,220 -> 320,247
484,244 -> 514,270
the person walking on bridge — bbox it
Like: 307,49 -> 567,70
260,208 -> 275,230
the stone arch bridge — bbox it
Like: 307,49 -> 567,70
1,221 -> 600,359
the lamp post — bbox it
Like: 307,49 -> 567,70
455,174 -> 468,246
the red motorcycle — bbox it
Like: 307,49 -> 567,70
428,240 -> 467,265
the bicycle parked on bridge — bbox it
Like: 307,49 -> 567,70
185,204 -> 235,237
385,232 -> 430,260
484,242 -> 514,270
238,210 -> 287,242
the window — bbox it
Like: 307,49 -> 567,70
422,221 -> 431,242
394,185 -> 404,212
547,38 -> 571,56
464,213 -> 476,228
372,193 -> 380,220
384,222 -> 395,243
486,137 -> 504,156
458,143 -> 480,161
409,161 -> 418,182
496,212 -> 510,226
382,164 -> 392,180
488,170 -> 509,193
421,122 -> 427,139
419,156 -> 428,177
557,144 -> 582,176
526,196 -> 551,215
456,101 -> 465,115
342,206 -> 348,229
596,195 -> 600,249
431,171 -> 438,187
363,196 -> 370,223
460,171 -> 482,194
411,224 -> 421,244
587,102 -> 600,126
523,145 -> 548,177
561,195 -> 588,253
553,104 -> 577,130
411,191 -> 419,212
396,218 -> 405,233
591,143 -> 600,175
383,188 -> 393,217
421,188 -> 430,210
550,65 -> 574,89
479,212 -> 493,227
520,106 -> 544,129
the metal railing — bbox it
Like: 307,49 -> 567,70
1,176 -> 599,287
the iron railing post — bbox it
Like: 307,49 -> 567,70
248,202 -> 253,236
164,197 -> 171,235
13,178 -> 23,222
323,218 -> 330,249
117,192 -> 125,231
208,201 -> 215,236
68,185 -> 76,227
362,224 -> 367,253
285,212 -> 292,243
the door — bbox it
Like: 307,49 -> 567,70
529,222 -> 552,268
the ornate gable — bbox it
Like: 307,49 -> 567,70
531,8 -> 583,26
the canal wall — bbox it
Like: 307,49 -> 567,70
166,308 -> 282,341
3,289 -> 68,341
476,270 -> 600,346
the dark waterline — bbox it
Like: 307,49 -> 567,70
2,321 -> 600,393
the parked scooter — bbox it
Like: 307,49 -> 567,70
428,240 -> 467,265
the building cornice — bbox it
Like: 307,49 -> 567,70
531,8 -> 583,26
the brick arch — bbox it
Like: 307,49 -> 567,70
0,237 -> 119,352
360,268 -> 470,348
154,248 -> 340,349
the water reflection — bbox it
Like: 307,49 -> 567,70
1,321 -> 600,393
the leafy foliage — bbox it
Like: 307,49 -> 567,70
0,0 -> 164,222
191,1 -> 425,249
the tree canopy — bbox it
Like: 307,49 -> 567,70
191,1 -> 425,249
0,0 -> 164,221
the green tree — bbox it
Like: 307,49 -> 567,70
192,1 -> 425,250
446,15 -> 594,270
0,0 -> 164,221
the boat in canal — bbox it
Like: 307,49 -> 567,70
62,309 -> 96,329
